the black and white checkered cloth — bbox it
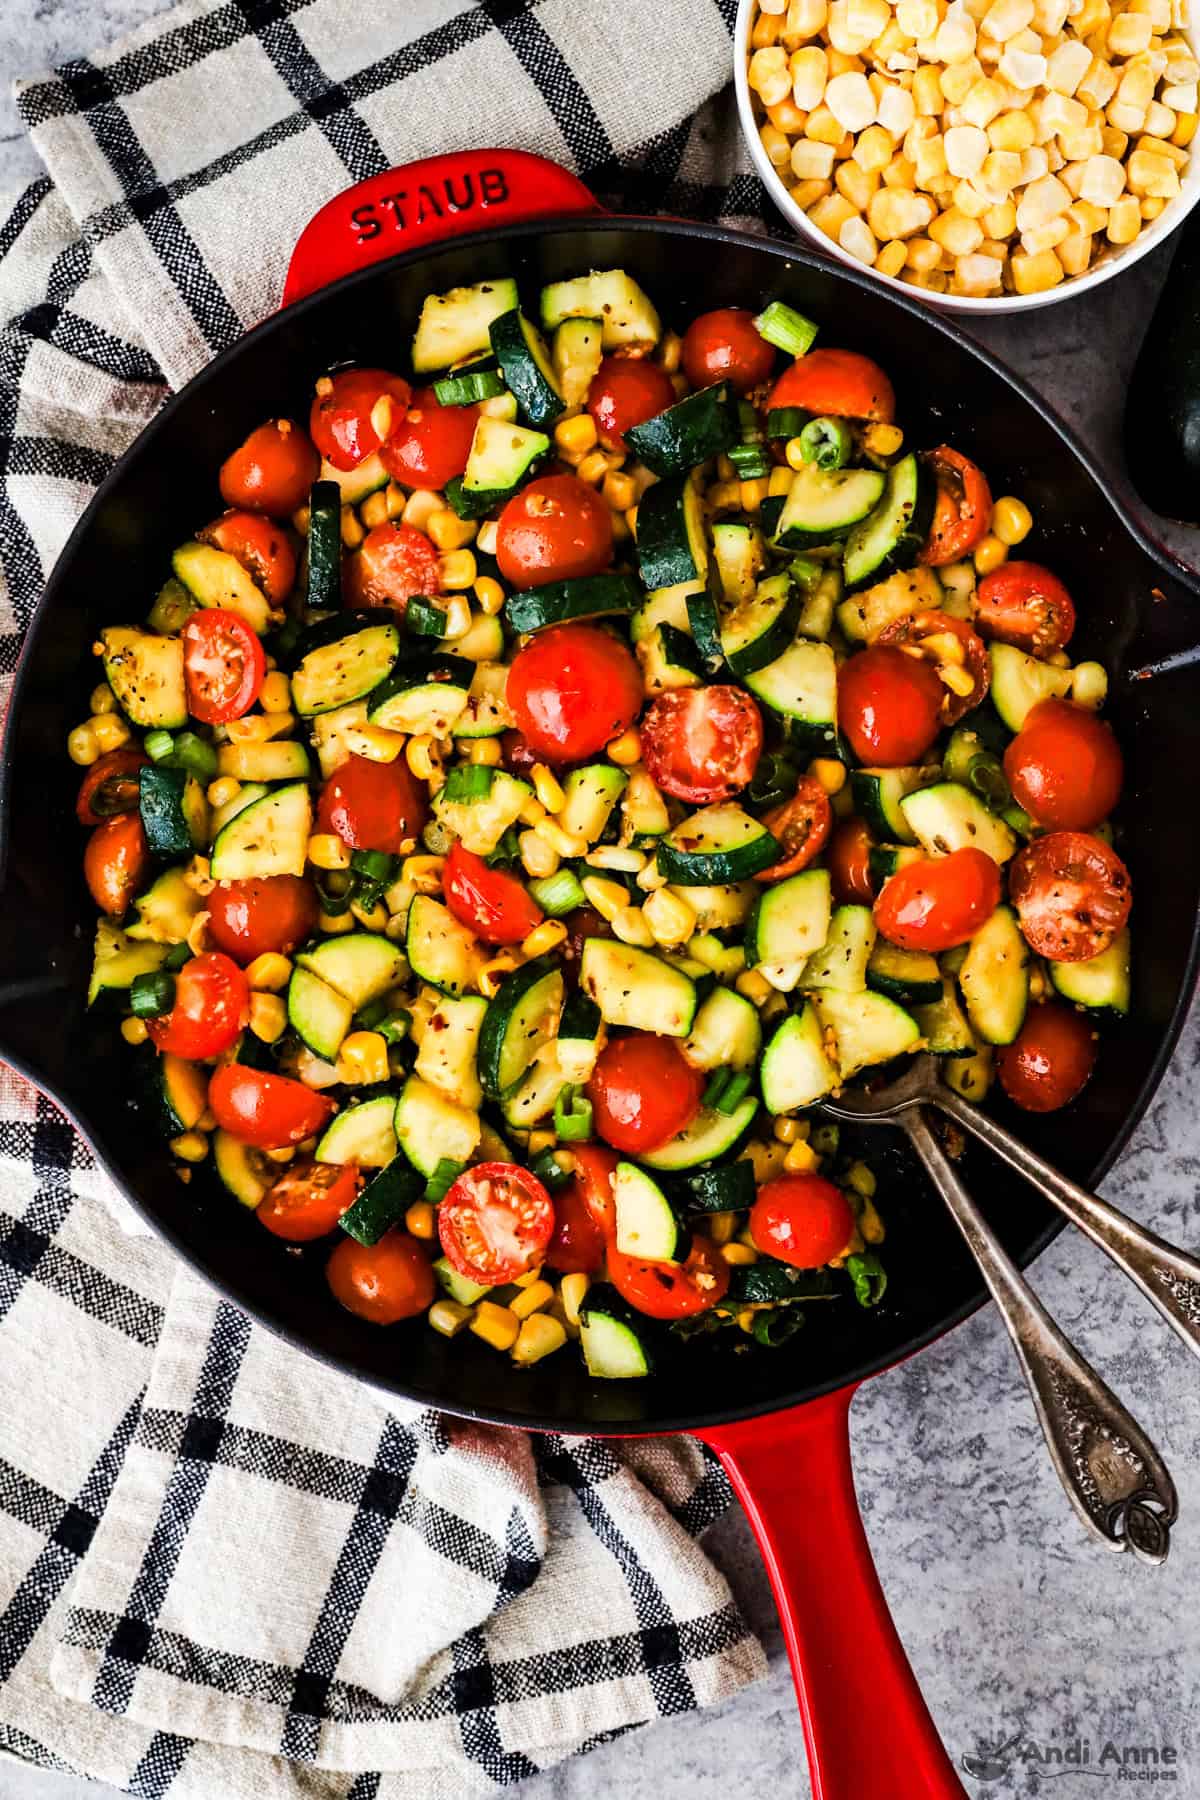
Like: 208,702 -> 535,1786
0,1 -> 780,1790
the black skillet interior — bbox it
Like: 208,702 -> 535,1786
2,216 -> 1199,1435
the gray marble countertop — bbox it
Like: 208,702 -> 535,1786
5,3 -> 1200,1797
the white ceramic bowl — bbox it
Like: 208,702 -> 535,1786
734,0 -> 1200,312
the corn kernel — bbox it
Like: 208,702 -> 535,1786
308,832 -> 351,871
930,206 -> 985,253
248,992 -> 287,1044
478,953 -> 520,998
246,951 -> 292,991
439,549 -> 477,591
1173,110 -> 1197,146
471,1300 -> 521,1352
510,1279 -> 555,1321
991,495 -> 1033,544
560,1272 -> 591,1328
974,532 -> 1010,572
88,682 -> 118,717
1057,228 -> 1093,274
170,1131 -> 209,1163
1071,660 -> 1109,708
401,854 -> 446,894
512,1313 -> 568,1365
875,238 -> 909,277
784,1139 -> 820,1172
68,723 -> 100,766
530,763 -> 565,815
722,1242 -> 759,1266
91,712 -> 132,753
121,1016 -> 149,1046
521,919 -> 568,960
405,735 -> 444,784
868,187 -> 937,237
1106,194 -> 1142,241
337,1030 -> 390,1086
907,233 -> 943,270
643,887 -> 698,948
474,576 -> 506,619
612,905 -> 654,948
465,738 -> 502,768
429,1299 -> 473,1337
736,968 -> 774,1006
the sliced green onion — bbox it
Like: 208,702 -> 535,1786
752,1307 -> 806,1347
170,730 -> 217,783
759,494 -> 785,540
553,1086 -> 594,1143
716,1070 -> 753,1115
765,405 -> 811,439
754,301 -> 819,358
810,1121 -> 840,1157
445,475 -> 515,520
748,749 -> 799,810
315,872 -> 353,916
527,868 -> 586,917
425,1157 -> 465,1204
702,1068 -> 731,1110
129,970 -> 176,1017
143,729 -> 175,763
799,416 -> 852,471
163,943 -> 191,971
486,828 -> 523,868
728,443 -> 770,478
355,996 -> 390,1030
967,751 -> 1011,814
441,763 -> 494,804
529,1148 -> 573,1192
1002,803 -> 1035,837
434,369 -> 506,406
845,1250 -> 887,1308
407,596 -> 449,637
378,1009 -> 412,1045
350,849 -> 397,884
737,397 -> 764,437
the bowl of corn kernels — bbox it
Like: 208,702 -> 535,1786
735,0 -> 1200,306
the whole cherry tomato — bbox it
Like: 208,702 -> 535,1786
607,1237 -> 730,1320
976,561 -> 1077,655
496,475 -> 613,590
219,419 -> 320,517
437,1162 -> 555,1286
198,509 -> 295,603
1003,699 -> 1123,831
586,356 -> 675,453
996,1002 -> 1099,1113
344,522 -> 441,614
76,747 -> 146,826
838,644 -> 945,765
874,847 -> 1001,952
207,875 -> 319,964
587,1034 -> 705,1154
381,386 -> 479,490
767,348 -> 895,421
757,774 -> 834,882
257,1159 -> 361,1241
639,686 -> 763,803
182,608 -> 266,724
918,447 -> 993,566
750,1173 -> 855,1268
828,816 -> 876,905
84,813 -> 150,914
682,308 -> 775,394
146,952 -> 249,1059
310,368 -> 411,470
545,1144 -> 619,1274
1009,831 -> 1131,962
316,753 -> 428,854
442,843 -> 543,945
874,609 -> 989,727
507,624 -> 642,763
208,1063 -> 335,1149
327,1230 -> 436,1324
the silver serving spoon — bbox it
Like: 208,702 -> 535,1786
822,1054 -> 1179,1563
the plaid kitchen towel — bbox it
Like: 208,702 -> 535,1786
0,0 -> 778,1792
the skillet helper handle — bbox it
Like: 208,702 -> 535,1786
700,1389 -> 968,1800
936,1086 -> 1200,1363
282,148 -> 601,304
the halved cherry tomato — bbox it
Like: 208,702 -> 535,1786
208,1063 -> 335,1149
381,386 -> 479,490
996,1002 -> 1098,1114
757,774 -> 833,882
327,1230 -> 436,1324
344,522 -> 441,614
1003,699 -> 1123,831
315,752 -> 428,854
507,623 -> 642,763
874,847 -> 1001,952
586,356 -> 675,453
258,1159 -> 361,1241
84,812 -> 150,914
1009,831 -> 1131,962
146,952 -> 249,1059
607,1237 -> 730,1320
838,643 -> 945,765
767,348 -> 895,422
875,609 -> 989,726
587,1034 -> 705,1154
438,1162 -> 555,1286
442,843 -> 543,945
750,1173 -> 855,1268
76,747 -> 146,826
207,876 -> 319,963
501,730 -> 546,778
918,447 -> 993,566
976,561 -> 1077,655
182,608 -> 266,724
220,418 -> 320,517
198,510 -> 296,604
545,1143 -> 619,1274
310,368 -> 411,471
682,308 -> 775,395
639,686 -> 763,803
828,816 -> 876,905
496,475 -> 614,590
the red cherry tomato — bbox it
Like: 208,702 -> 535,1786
1009,831 -> 1132,962
874,610 -> 989,727
918,447 -> 993,566
257,1159 -> 361,1241
838,644 -> 945,765
76,747 -> 146,826
344,522 -> 441,615
207,875 -> 319,964
561,906 -> 614,983
198,510 -> 296,605
767,348 -> 895,421
496,475 -> 614,590
874,847 -> 1002,952
315,753 -> 428,854
327,1230 -> 436,1324
587,1034 -> 705,1154
381,385 -> 479,490
639,686 -> 763,803
607,1237 -> 730,1321
146,952 -> 249,1059
207,1063 -> 335,1149
586,356 -> 675,453
682,308 -> 775,395
996,1002 -> 1099,1114
437,1162 -> 555,1287
828,816 -> 876,905
757,774 -> 834,882
84,813 -> 150,915
219,419 -> 320,517
500,730 -> 548,778
182,608 -> 266,724
442,843 -> 543,945
750,1173 -> 855,1268
507,624 -> 641,763
545,1143 -> 619,1274
976,561 -> 1077,655
309,368 -> 411,471
1003,699 -> 1123,831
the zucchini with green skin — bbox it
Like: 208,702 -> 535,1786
579,1286 -> 653,1378
711,521 -> 766,609
636,474 -> 708,589
87,922 -> 169,1007
745,868 -> 832,967
292,623 -> 401,716
405,895 -> 480,996
851,767 -> 933,844
899,781 -> 1017,864
504,572 -> 640,634
305,481 -> 341,611
318,451 -> 389,506
1048,928 -> 1130,1017
559,764 -> 627,842
296,933 -> 406,1009
959,904 -> 1029,1045
101,628 -> 187,730
745,637 -> 838,745
867,943 -> 943,1006
210,782 -> 311,881
125,867 -> 204,945
478,957 -> 564,1099
366,651 -> 473,735
147,577 -> 196,636
579,940 -> 697,1037
670,1161 -> 757,1214
814,988 -> 921,1078
638,1097 -> 758,1170
539,270 -> 661,351
412,277 -> 520,372
213,1130 -> 273,1207
144,1051 -> 208,1136
552,316 -> 603,408
760,1003 -> 839,1112
339,1158 -> 425,1246
433,768 -> 532,856
772,463 -> 886,549
488,309 -> 565,426
800,903 -> 876,993
842,453 -> 936,593
172,541 -> 271,634
414,994 -> 488,1111
394,1076 -> 480,1176
287,965 -> 354,1061
912,974 -> 976,1056
464,416 -> 549,492
682,986 -> 762,1071
720,571 -> 802,677
613,1163 -> 686,1261
624,381 -> 740,476
138,766 -> 208,860
658,803 -> 779,884
988,641 -> 1075,731
317,1095 -> 400,1169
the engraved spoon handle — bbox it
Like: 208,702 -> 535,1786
936,1085 -> 1200,1360
903,1108 -> 1177,1563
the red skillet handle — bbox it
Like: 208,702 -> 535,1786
700,1386 -> 966,1800
283,148 -> 601,305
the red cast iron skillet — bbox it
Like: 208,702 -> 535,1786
2,149 -> 1199,1799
